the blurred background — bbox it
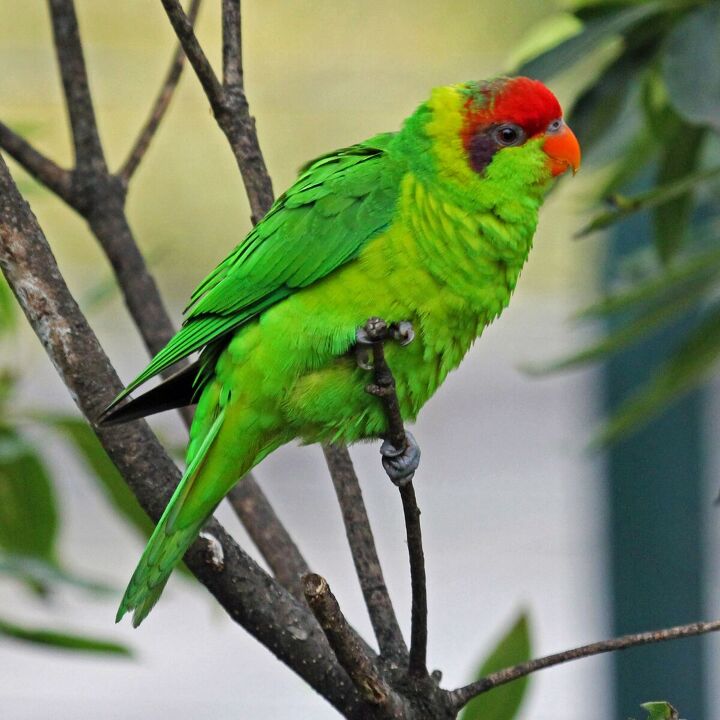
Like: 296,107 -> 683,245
0,1 -> 718,718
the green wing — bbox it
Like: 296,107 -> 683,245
112,132 -> 401,404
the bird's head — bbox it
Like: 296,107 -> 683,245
404,76 -> 580,195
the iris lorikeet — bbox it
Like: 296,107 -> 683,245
104,76 -> 580,626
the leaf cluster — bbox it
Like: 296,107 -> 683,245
518,0 -> 720,442
0,282 -> 144,655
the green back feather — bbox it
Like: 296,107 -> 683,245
110,133 -> 402,406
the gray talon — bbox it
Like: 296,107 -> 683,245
380,431 -> 420,485
355,345 -> 374,370
355,326 -> 373,346
392,321 -> 415,346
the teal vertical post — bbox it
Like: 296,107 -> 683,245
605,212 -> 706,717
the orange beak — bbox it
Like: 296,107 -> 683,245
543,125 -> 581,177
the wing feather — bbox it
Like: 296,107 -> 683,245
107,132 -> 401,409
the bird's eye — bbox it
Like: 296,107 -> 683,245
493,124 -> 525,147
547,118 -> 564,134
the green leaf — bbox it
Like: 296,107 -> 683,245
662,3 -> 720,132
576,165 -> 720,237
0,277 -> 17,338
42,417 -> 155,539
0,428 -> 57,562
526,266 -> 717,374
575,244 -> 720,320
641,701 -> 679,720
568,48 -> 642,154
600,129 -> 661,198
652,119 -> 706,262
595,303 -> 720,446
0,553 -> 114,595
40,416 -> 192,578
0,616 -> 130,656
518,2 -> 665,80
460,613 -> 532,720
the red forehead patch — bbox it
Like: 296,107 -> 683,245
462,77 -> 563,141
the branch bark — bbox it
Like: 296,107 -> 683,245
227,478 -> 310,601
323,442 -> 407,664
0,153 -> 375,719
304,573 -> 405,715
0,122 -> 73,202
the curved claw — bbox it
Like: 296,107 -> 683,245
355,345 -> 374,370
380,431 -> 421,486
392,321 -> 415,346
355,326 -> 373,347
355,326 -> 375,368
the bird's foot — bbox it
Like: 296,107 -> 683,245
355,319 -> 414,369
380,431 -> 420,486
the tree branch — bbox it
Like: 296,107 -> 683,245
0,122 -> 73,203
449,619 -> 720,710
47,0 -> 106,173
221,0 -> 242,89
0,0 -> 313,608
227,478 -> 310,601
304,573 -> 405,715
323,442 -> 407,663
160,0 -> 274,223
362,318 -> 428,678
160,0 -> 225,112
119,0 -> 202,187
0,153 -> 376,719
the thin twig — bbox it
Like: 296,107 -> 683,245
48,0 -> 106,172
323,442 -> 408,664
362,318 -> 428,678
398,484 -> 426,678
0,122 -> 73,203
160,0 -> 225,111
161,0 -> 274,222
227,478 -> 310,600
449,619 -> 720,710
304,573 -> 404,715
119,0 -> 202,186
0,153 -> 373,719
221,0 -> 242,88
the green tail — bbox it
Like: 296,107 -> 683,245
116,410 -> 226,627
116,512 -> 206,627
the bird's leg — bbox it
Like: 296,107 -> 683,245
380,430 -> 420,487
356,317 -> 420,486
354,319 -> 414,370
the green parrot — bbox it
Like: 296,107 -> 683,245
103,76 -> 580,626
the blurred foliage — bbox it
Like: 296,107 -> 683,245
640,701 -> 681,719
0,276 -> 131,654
0,616 -> 130,656
518,0 -> 720,443
460,613 -> 531,720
